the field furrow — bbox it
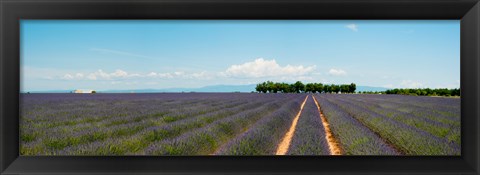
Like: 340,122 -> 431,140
50,100 -> 269,155
331,95 -> 461,145
216,95 -> 306,155
314,94 -> 400,155
318,94 -> 460,155
275,95 -> 308,155
20,93 -> 461,156
145,95 -> 301,155
21,93 -> 270,155
339,94 -> 460,124
287,95 -> 330,155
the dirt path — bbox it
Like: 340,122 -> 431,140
312,95 -> 343,155
275,95 -> 309,155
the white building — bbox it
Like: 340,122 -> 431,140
73,89 -> 95,93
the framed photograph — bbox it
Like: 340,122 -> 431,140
1,0 -> 479,174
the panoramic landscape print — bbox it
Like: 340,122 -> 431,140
20,20 -> 460,156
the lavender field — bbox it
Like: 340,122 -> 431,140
20,93 -> 460,156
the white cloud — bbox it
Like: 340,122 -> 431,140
62,74 -> 74,80
157,73 -> 174,79
54,58 -> 319,83
145,71 -> 212,79
61,69 -> 215,81
75,73 -> 84,79
86,73 -> 97,80
281,76 -> 315,82
223,58 -> 316,78
146,72 -> 172,78
94,70 -> 110,79
64,69 -> 132,81
328,68 -> 347,76
147,72 -> 157,77
174,71 -> 185,76
61,73 -> 86,80
346,24 -> 358,32
400,80 -> 423,88
112,69 -> 128,78
190,71 -> 212,79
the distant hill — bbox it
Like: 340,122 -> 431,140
24,90 -> 73,93
101,84 -> 258,93
191,84 -> 257,92
355,86 -> 390,92
24,84 -> 389,93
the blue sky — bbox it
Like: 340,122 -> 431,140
21,20 -> 460,91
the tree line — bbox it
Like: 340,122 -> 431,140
383,88 -> 460,96
255,81 -> 356,94
357,88 -> 460,97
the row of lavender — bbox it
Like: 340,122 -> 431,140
20,93 -> 307,155
314,94 -> 460,155
287,96 -> 329,155
20,93 -> 460,155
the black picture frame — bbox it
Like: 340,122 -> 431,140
1,0 -> 479,174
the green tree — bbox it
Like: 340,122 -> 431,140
254,81 -> 365,94
331,84 -> 340,94
265,81 -> 274,93
293,81 -> 305,93
349,83 -> 356,93
278,83 -> 289,93
305,83 -> 315,93
273,82 -> 282,93
340,84 -> 350,94
255,82 -> 268,93
314,83 -> 324,93
323,84 -> 331,93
